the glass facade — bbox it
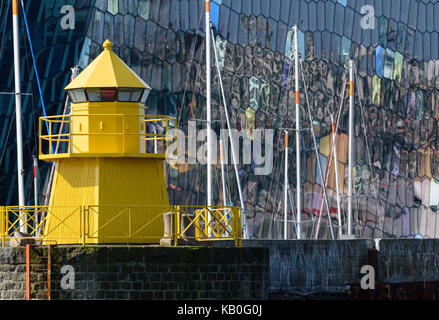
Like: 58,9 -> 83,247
1,0 -> 439,239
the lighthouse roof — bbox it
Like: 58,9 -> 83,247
65,39 -> 151,91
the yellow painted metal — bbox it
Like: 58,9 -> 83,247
27,39 -> 242,245
0,205 -> 242,247
65,40 -> 150,90
39,113 -> 176,160
1,206 -> 5,247
70,101 -> 145,154
191,207 -> 240,241
41,158 -> 168,244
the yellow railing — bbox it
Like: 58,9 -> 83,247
174,206 -> 241,247
39,114 -> 177,156
0,205 -> 241,247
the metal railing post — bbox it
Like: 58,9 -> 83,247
1,207 -> 5,247
233,207 -> 237,247
69,116 -> 72,153
235,207 -> 242,247
174,206 -> 180,247
49,120 -> 52,154
128,209 -> 131,239
81,206 -> 86,246
39,119 -> 42,156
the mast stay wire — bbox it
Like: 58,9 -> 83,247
20,0 -> 55,205
299,57 -> 335,239
0,0 -> 9,60
267,136 -> 287,239
177,0 -> 207,124
261,132 -> 282,239
313,73 -> 348,238
20,1 -> 49,133
0,0 -> 12,169
20,5 -> 38,157
216,78 -> 232,205
313,77 -> 347,239
176,1 -> 208,206
210,24 -> 248,238
354,64 -> 381,238
0,110 -> 15,168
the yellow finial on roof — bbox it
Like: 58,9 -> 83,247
103,39 -> 113,50
65,39 -> 151,91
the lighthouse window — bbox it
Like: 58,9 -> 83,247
86,88 -> 117,102
67,89 -> 87,103
118,88 -> 144,102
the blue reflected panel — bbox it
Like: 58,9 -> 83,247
284,27 -> 304,60
376,46 -> 384,78
299,29 -> 305,59
210,1 -> 220,30
337,0 -> 347,7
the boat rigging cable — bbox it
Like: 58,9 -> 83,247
0,1 -> 13,169
177,1 -> 205,124
20,0 -> 49,132
210,24 -> 248,238
0,0 -> 9,61
19,0 -> 57,206
299,57 -> 335,239
313,76 -> 347,239
176,2 -> 207,206
354,64 -> 380,238
314,76 -> 347,239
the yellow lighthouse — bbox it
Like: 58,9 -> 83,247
39,40 -> 175,244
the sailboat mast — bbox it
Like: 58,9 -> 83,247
205,0 -> 212,209
12,0 -> 26,230
294,26 -> 301,239
220,139 -> 227,207
348,60 -> 354,236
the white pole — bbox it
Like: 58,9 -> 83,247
153,128 -> 158,154
205,0 -> 213,239
210,26 -> 248,239
294,26 -> 302,240
331,115 -> 342,238
12,0 -> 26,232
284,131 -> 288,240
348,60 -> 354,236
206,0 -> 212,208
220,139 -> 227,207
220,138 -> 232,237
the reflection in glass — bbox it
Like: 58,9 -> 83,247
376,46 -> 384,78
372,75 -> 381,106
383,49 -> 394,79
393,52 -> 403,82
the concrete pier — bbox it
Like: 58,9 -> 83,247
1,239 -> 439,300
